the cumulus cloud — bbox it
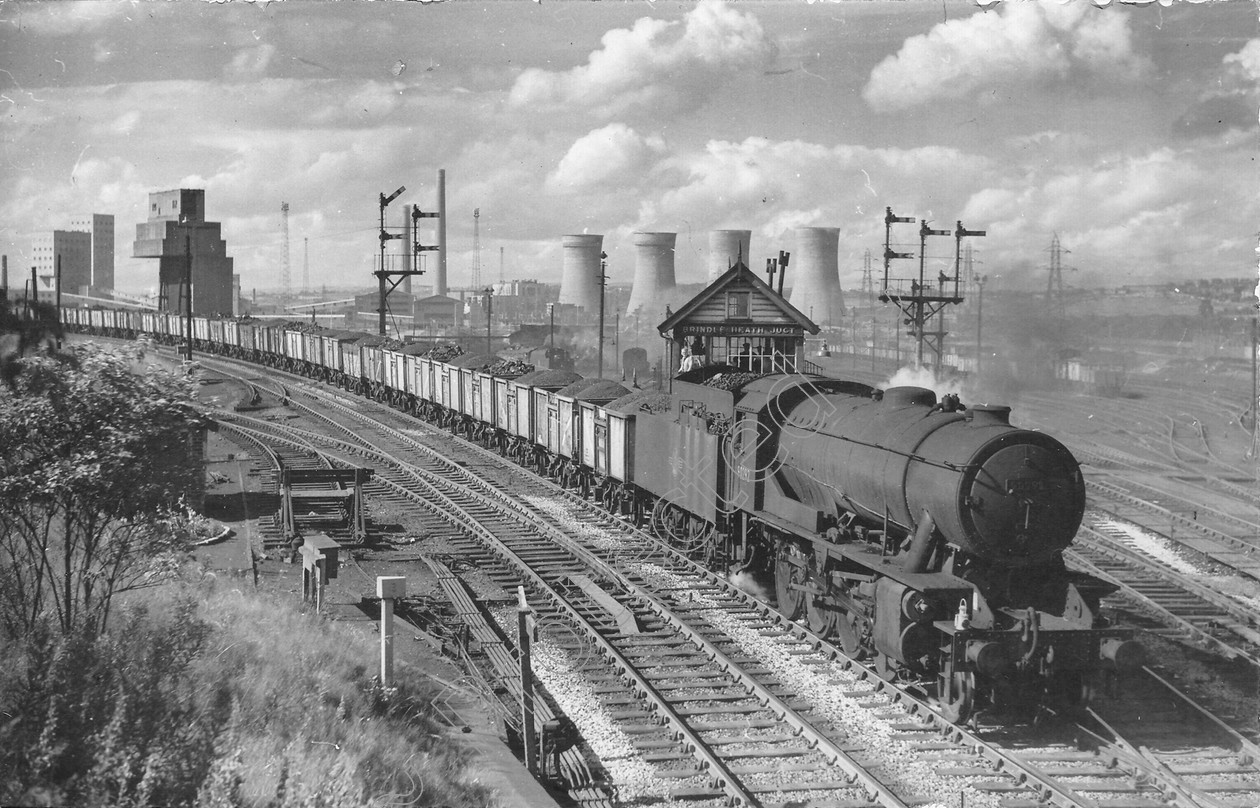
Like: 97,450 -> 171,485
508,0 -> 773,119
1173,38 -> 1260,138
1223,38 -> 1260,87
655,137 -> 989,233
863,2 -> 1151,112
959,145 -> 1253,287
547,124 -> 665,191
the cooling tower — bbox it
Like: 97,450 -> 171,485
708,230 -> 751,282
788,226 -> 845,326
625,232 -> 676,319
558,234 -> 604,312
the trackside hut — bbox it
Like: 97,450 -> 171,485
658,258 -> 819,382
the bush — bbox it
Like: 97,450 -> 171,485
0,580 -> 494,808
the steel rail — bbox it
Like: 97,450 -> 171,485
1066,544 -> 1259,667
1080,521 -> 1260,635
1087,478 -> 1260,553
1075,666 -> 1260,808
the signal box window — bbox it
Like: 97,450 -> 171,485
726,292 -> 751,320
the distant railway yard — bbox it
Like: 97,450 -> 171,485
167,337 -> 1260,808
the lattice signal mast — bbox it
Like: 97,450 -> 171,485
471,208 -> 482,290
303,237 -> 309,294
280,202 -> 291,297
879,207 -> 985,366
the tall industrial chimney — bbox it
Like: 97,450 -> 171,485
625,232 -> 676,320
436,169 -> 447,297
558,234 -> 603,313
400,203 -> 413,295
708,229 -> 751,282
788,226 -> 845,326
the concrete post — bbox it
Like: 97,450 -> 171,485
377,576 -> 406,686
517,585 -> 538,773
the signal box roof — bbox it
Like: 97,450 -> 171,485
657,259 -> 818,337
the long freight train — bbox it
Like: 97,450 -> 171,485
61,307 -> 1143,723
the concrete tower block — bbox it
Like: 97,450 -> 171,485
788,226 -> 845,327
625,232 -> 677,320
708,230 -> 751,282
558,234 -> 604,313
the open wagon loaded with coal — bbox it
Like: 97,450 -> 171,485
631,371 -> 1144,723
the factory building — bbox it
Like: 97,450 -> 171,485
31,213 -> 114,298
134,189 -> 235,315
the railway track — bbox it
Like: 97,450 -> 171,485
1085,478 -> 1260,582
1067,519 -> 1260,667
1076,666 -> 1260,808
196,356 -> 1260,808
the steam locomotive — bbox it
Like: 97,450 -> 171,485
59,307 -> 1142,722
649,368 -> 1143,722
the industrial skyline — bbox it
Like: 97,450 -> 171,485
1,1 -> 1256,297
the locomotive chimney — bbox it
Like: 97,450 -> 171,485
708,229 -> 751,282
558,234 -> 603,313
625,232 -> 676,320
788,226 -> 845,327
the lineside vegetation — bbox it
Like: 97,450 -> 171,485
0,333 -> 494,807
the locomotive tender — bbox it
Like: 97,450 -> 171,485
61,307 -> 1142,722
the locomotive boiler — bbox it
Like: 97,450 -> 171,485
635,374 -> 1143,722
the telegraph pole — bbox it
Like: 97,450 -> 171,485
483,286 -> 494,355
183,235 -> 193,360
54,255 -> 62,349
974,273 -> 987,376
548,303 -> 555,369
597,251 -> 608,379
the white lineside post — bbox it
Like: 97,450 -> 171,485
517,585 -> 538,773
377,576 -> 406,686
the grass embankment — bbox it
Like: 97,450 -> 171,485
0,579 -> 495,808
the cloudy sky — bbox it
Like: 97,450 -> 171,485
1,0 -> 1257,297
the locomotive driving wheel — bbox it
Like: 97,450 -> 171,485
774,548 -> 808,620
833,611 -> 869,658
805,595 -> 839,639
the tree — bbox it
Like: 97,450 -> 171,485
0,341 -> 206,637
0,298 -> 63,389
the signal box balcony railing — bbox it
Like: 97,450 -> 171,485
724,351 -> 798,375
880,277 -> 964,303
